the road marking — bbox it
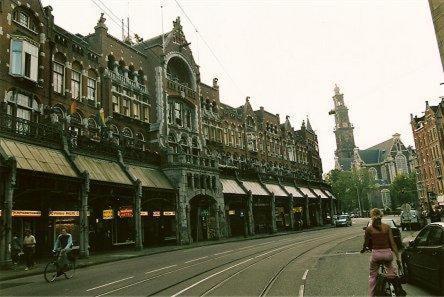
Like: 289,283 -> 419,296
145,264 -> 177,274
86,276 -> 135,291
171,258 -> 254,297
214,250 -> 233,256
302,269 -> 309,280
299,284 -> 305,297
185,256 -> 208,263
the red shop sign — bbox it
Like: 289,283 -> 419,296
118,207 -> 133,218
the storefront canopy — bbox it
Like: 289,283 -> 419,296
127,165 -> 173,190
0,137 -> 77,177
73,154 -> 132,185
323,189 -> 336,199
221,178 -> 246,195
264,183 -> 288,197
241,180 -> 269,196
298,187 -> 317,199
313,188 -> 330,199
283,185 -> 304,198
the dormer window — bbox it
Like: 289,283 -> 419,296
13,9 -> 38,32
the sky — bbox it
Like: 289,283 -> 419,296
42,0 -> 443,173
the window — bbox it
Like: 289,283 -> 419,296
185,109 -> 193,128
71,71 -> 81,100
133,102 -> 140,119
13,10 -> 37,31
174,102 -> 182,126
168,102 -> 174,124
10,39 -> 38,81
112,95 -> 120,113
122,98 -> 130,116
53,62 -> 64,93
87,78 -> 96,100
142,106 -> 149,123
395,154 -> 408,175
427,227 -> 443,246
415,227 -> 431,246
7,92 -> 39,122
369,167 -> 378,180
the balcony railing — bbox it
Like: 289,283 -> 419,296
0,113 -> 62,145
167,153 -> 217,169
165,78 -> 196,100
108,71 -> 148,94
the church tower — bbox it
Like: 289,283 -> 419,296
329,84 -> 356,170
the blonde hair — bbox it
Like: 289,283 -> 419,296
370,208 -> 382,219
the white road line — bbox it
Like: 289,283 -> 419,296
302,269 -> 309,281
86,276 -> 135,291
185,256 -> 208,263
299,284 -> 305,297
145,264 -> 177,274
214,250 -> 233,256
171,258 -> 254,297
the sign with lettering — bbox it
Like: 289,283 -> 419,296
118,207 -> 133,218
152,211 -> 161,217
0,210 -> 42,217
228,210 -> 235,215
163,211 -> 175,216
49,211 -> 79,217
103,209 -> 114,220
140,211 -> 149,216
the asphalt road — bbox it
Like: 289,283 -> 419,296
0,219 -> 434,296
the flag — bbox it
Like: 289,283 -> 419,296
97,108 -> 106,126
70,100 -> 78,115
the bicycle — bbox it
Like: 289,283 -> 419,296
374,260 -> 406,297
44,249 -> 76,283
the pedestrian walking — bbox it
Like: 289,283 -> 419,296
23,229 -> 36,270
10,235 -> 22,265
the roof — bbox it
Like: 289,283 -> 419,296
264,183 -> 287,197
283,185 -> 303,197
298,187 -> 317,198
358,149 -> 381,164
127,165 -> 173,190
366,137 -> 395,152
241,180 -> 269,196
0,138 -> 77,178
221,179 -> 246,195
132,32 -> 170,50
73,155 -> 132,185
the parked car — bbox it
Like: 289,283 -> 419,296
400,209 -> 426,230
402,222 -> 444,295
335,214 -> 352,227
365,218 -> 403,250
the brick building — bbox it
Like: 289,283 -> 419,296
429,0 -> 444,71
411,100 -> 444,210
0,0 -> 334,266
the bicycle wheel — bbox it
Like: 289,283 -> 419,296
64,260 -> 76,279
44,262 -> 58,283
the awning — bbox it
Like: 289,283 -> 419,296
313,188 -> 330,199
241,180 -> 269,196
221,179 -> 246,195
284,185 -> 304,198
0,137 -> 77,177
264,183 -> 288,197
324,189 -> 336,199
73,155 -> 132,185
298,187 -> 317,198
128,165 -> 173,190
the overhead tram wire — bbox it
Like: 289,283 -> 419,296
173,0 -> 245,98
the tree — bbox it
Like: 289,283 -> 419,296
326,167 -> 376,213
389,173 -> 418,209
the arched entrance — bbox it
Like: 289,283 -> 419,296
189,195 -> 218,242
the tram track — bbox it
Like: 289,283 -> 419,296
146,230 -> 361,297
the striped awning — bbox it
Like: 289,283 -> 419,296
241,180 -> 269,196
284,185 -> 304,198
264,183 -> 288,197
128,165 -> 173,190
324,190 -> 336,199
298,187 -> 317,198
313,188 -> 330,199
0,137 -> 77,177
221,179 -> 246,195
73,155 -> 132,185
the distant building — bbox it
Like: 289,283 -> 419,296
330,86 -> 416,209
411,100 -> 444,210
429,0 -> 444,71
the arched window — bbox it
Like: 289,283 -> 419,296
135,132 -> 145,150
107,55 -> 116,71
168,132 -> 178,153
395,153 -> 408,175
70,112 -> 82,126
87,118 -> 97,130
6,90 -> 39,121
128,65 -> 136,81
53,53 -> 66,94
192,137 -> 200,155
369,167 -> 378,180
71,61 -> 82,100
109,124 -> 119,145
121,127 -> 133,138
180,135 -> 190,154
51,105 -> 65,122
118,60 -> 126,76
13,7 -> 38,32
138,70 -> 145,85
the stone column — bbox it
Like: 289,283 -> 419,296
79,172 -> 90,258
288,194 -> 295,230
247,191 -> 255,236
0,159 -> 16,269
271,193 -> 277,234
134,180 -> 143,251
214,204 -> 221,240
304,195 -> 310,228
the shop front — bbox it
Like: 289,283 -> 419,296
221,178 -> 248,237
299,186 -> 320,226
241,180 -> 271,234
312,188 -> 332,224
283,185 -> 307,228
264,183 -> 291,231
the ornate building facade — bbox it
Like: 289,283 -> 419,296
411,100 -> 444,210
0,0 -> 334,266
330,86 -> 416,209
429,0 -> 444,71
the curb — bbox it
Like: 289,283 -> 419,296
0,225 -> 334,282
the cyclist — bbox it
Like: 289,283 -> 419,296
362,208 -> 406,296
53,228 -> 73,275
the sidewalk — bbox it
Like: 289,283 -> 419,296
0,225 -> 333,282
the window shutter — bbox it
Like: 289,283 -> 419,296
10,39 -> 23,75
23,41 -> 39,81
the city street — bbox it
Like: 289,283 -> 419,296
0,219 -> 434,296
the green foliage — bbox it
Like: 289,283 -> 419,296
326,167 -> 376,213
389,173 -> 418,208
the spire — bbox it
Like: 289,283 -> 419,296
306,116 -> 313,131
334,83 -> 340,95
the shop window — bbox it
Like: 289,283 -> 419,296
10,39 -> 38,82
